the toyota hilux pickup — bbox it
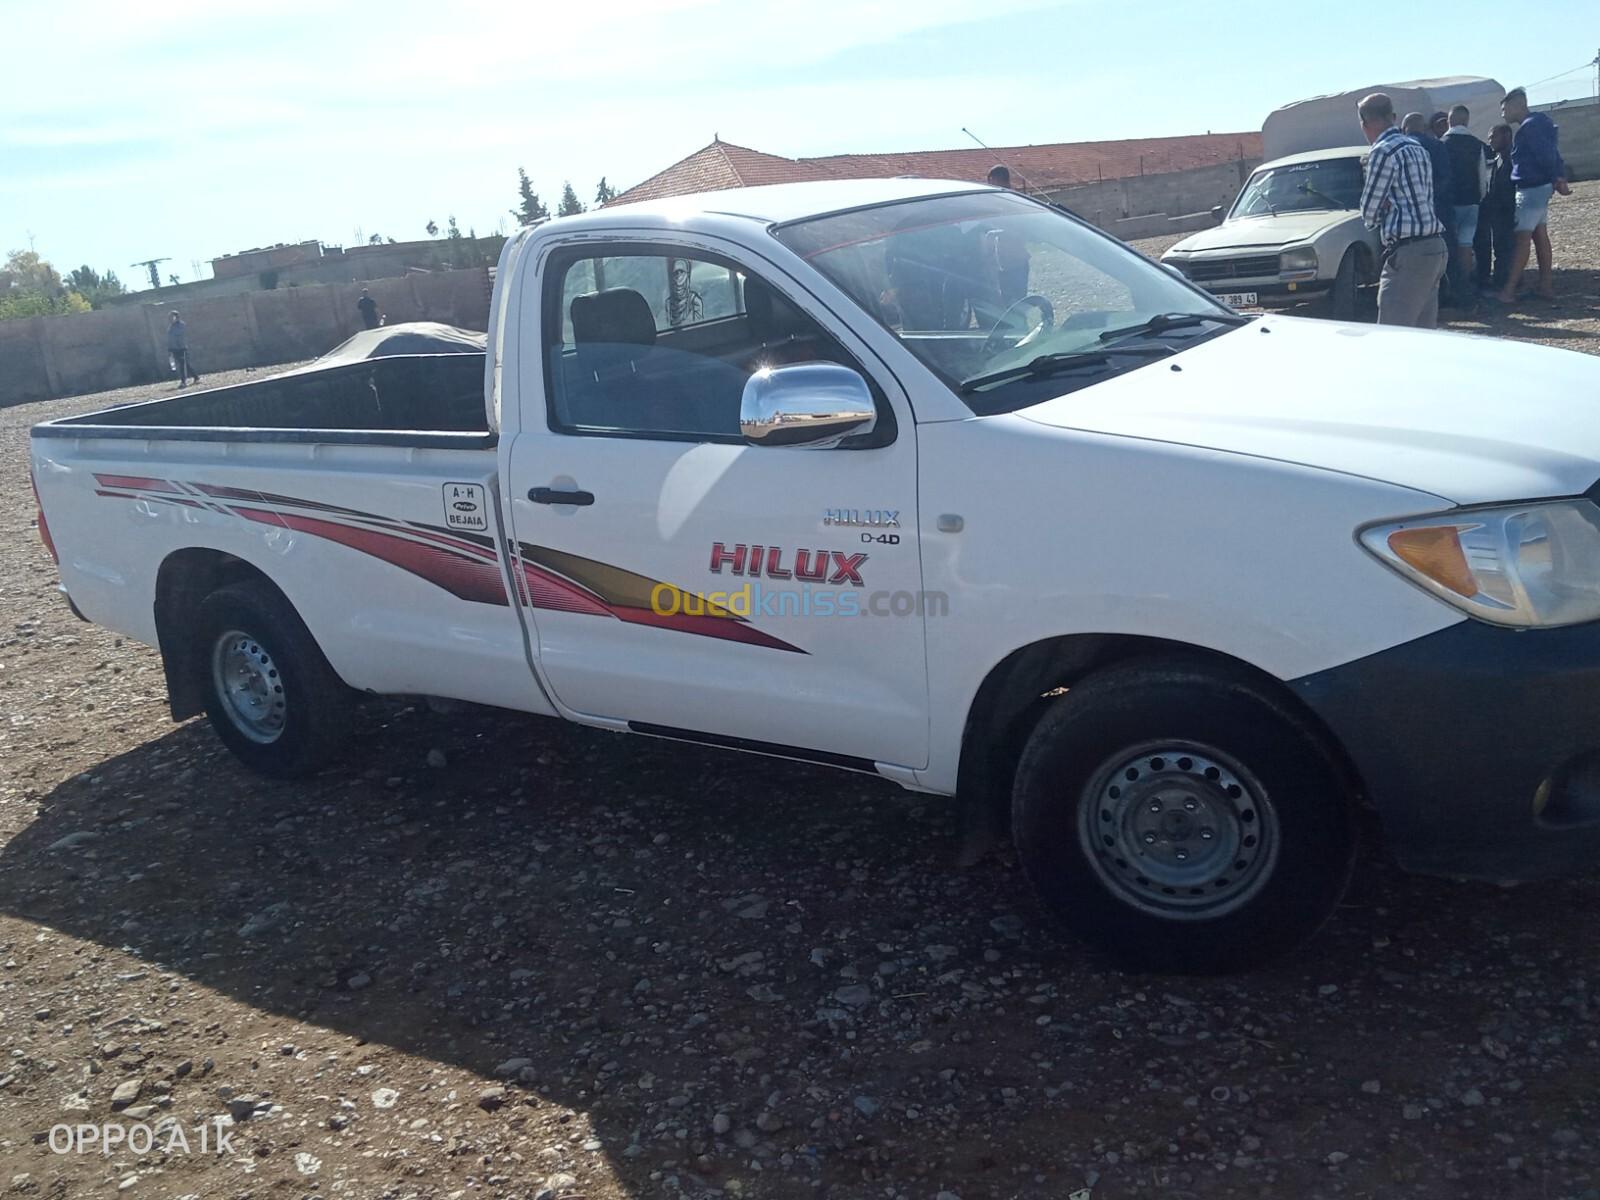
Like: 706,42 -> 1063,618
1161,145 -> 1380,319
30,178 -> 1600,973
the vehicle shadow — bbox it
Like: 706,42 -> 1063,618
2,699 -> 1596,1195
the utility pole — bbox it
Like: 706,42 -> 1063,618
130,257 -> 170,290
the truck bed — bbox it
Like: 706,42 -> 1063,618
32,353 -> 492,449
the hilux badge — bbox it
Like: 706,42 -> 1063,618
822,509 -> 899,528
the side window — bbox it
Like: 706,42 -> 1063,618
543,246 -> 883,443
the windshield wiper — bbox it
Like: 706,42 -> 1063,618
1098,311 -> 1252,344
959,345 -> 1174,394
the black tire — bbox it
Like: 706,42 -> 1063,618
1011,658 -> 1355,974
1328,247 -> 1360,321
195,580 -> 352,778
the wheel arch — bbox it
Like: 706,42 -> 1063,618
154,549 -> 314,720
956,633 -> 1364,842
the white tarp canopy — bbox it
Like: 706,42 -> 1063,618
1262,77 -> 1505,161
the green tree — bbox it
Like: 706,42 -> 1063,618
446,215 -> 463,241
557,181 -> 585,217
65,265 -> 127,309
425,219 -> 440,237
594,177 -> 618,206
511,168 -> 549,225
0,249 -> 91,319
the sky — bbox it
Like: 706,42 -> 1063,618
3,0 -> 1596,291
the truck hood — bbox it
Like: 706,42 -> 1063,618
1168,210 -> 1355,253
1016,316 -> 1600,505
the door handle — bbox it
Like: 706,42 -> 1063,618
528,486 -> 595,506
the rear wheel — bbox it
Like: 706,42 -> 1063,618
1011,659 -> 1354,973
195,581 -> 352,777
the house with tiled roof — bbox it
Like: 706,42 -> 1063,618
609,131 -> 1264,209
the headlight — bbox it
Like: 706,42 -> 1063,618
1279,246 -> 1318,274
1360,500 -> 1600,627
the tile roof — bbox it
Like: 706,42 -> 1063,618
609,133 -> 1263,206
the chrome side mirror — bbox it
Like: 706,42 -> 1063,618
739,363 -> 876,449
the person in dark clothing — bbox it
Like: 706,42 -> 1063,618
1478,123 -> 1517,290
1402,112 -> 1457,304
357,288 -> 381,330
1429,111 -> 1449,138
1441,105 -> 1489,298
167,311 -> 200,388
987,164 -> 1011,188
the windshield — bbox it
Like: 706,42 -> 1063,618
1228,156 -> 1364,218
774,191 -> 1233,415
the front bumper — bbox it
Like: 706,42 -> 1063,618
1292,619 -> 1600,881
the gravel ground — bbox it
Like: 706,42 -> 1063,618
3,190 -> 1600,1199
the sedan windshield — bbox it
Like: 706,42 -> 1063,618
774,191 -> 1238,414
1229,156 -> 1364,219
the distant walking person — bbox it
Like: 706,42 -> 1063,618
1495,87 -> 1571,306
357,287 -> 381,330
1478,123 -> 1517,291
167,311 -> 200,388
1441,105 -> 1490,299
1358,93 -> 1447,328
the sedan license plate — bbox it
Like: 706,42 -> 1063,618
1216,291 -> 1258,308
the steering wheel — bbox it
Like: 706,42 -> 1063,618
982,294 -> 1056,356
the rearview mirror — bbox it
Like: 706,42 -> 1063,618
740,364 -> 876,449
1210,205 -> 1226,222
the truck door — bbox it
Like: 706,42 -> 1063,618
505,240 -> 929,770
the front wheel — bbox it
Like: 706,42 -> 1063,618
195,581 -> 352,777
1011,659 -> 1354,973
1328,247 -> 1361,321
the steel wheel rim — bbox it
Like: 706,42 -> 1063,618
210,628 -> 287,744
1078,741 -> 1280,920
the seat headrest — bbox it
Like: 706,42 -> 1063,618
570,289 -> 656,350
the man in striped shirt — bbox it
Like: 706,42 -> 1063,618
1357,92 -> 1447,328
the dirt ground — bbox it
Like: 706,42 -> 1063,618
3,186 -> 1600,1200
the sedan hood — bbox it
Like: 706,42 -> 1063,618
1168,211 -> 1355,253
1017,316 -> 1600,505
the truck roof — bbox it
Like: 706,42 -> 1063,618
546,177 -> 993,229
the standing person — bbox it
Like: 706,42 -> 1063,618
1358,93 -> 1447,328
1494,87 -> 1571,305
357,287 -> 381,330
1441,105 -> 1489,300
1478,124 -> 1517,292
1429,111 -> 1450,139
167,311 -> 200,388
1401,111 -> 1456,305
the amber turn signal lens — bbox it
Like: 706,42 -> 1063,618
1387,526 -> 1475,597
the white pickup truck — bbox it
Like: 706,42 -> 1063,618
30,178 -> 1600,973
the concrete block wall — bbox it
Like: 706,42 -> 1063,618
1537,98 -> 1599,182
0,268 -> 492,409
1046,158 -> 1257,230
